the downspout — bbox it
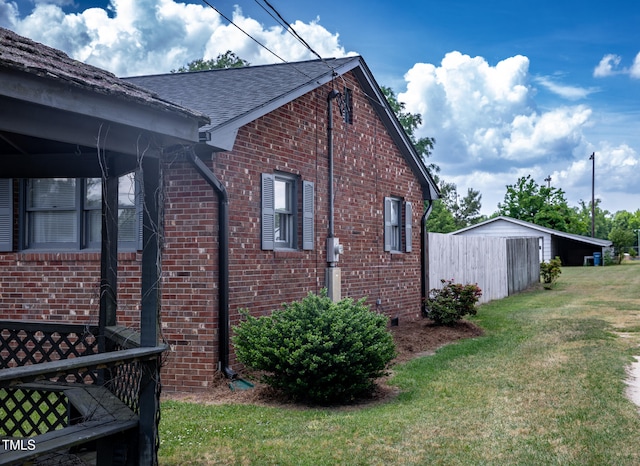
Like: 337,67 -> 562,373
421,200 -> 434,316
324,89 -> 343,301
327,89 -> 340,244
187,147 -> 236,380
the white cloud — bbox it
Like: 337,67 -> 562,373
397,52 -> 619,214
400,52 -> 591,173
593,52 -> 640,79
594,54 -> 622,77
631,52 -> 640,79
443,141 -> 640,215
3,0 -> 355,76
534,76 -> 598,100
553,143 -> 639,208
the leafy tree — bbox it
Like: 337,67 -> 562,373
425,197 -> 457,233
498,175 -> 582,234
453,187 -> 484,228
172,51 -> 250,73
427,181 -> 484,232
609,227 -> 636,263
611,209 -> 640,232
381,86 -> 436,168
575,199 -> 611,238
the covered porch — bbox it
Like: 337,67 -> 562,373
0,28 -> 208,465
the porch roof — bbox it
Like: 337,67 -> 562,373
0,27 -> 208,178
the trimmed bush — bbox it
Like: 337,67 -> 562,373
540,256 -> 562,288
424,279 -> 482,326
232,291 -> 396,404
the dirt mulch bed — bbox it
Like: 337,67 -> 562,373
164,317 -> 483,408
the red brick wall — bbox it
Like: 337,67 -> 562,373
0,71 -> 426,392
0,252 -> 140,322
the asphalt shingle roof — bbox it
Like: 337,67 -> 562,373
125,57 -> 358,131
125,55 -> 439,200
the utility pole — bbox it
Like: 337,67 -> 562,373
544,175 -> 551,188
589,152 -> 595,237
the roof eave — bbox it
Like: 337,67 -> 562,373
452,216 -> 613,247
0,69 -> 206,154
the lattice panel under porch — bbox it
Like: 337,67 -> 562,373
0,387 -> 68,437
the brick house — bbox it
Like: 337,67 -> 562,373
1,50 -> 439,392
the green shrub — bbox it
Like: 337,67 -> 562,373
423,279 -> 482,326
232,291 -> 396,404
540,256 -> 562,288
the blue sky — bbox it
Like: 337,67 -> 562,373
3,0 -> 639,217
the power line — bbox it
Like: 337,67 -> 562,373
199,0 -> 294,73
255,0 -> 323,61
199,1 -> 349,90
254,0 -> 348,86
198,1 -> 391,118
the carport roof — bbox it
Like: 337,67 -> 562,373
452,216 -> 612,247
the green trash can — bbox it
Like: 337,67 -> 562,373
593,252 -> 602,266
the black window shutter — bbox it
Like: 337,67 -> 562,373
404,201 -> 412,252
261,173 -> 275,250
0,179 -> 12,252
302,180 -> 314,250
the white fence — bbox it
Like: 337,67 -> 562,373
428,233 -> 540,304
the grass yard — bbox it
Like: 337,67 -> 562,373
159,262 -> 640,465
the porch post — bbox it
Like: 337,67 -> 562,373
139,155 -> 161,465
99,159 -> 119,352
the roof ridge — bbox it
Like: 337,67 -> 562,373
124,55 -> 360,79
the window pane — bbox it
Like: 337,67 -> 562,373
87,210 -> 101,244
119,173 -> 136,208
390,201 -> 399,226
118,208 -> 136,242
275,212 -> 290,243
84,175 -> 137,245
31,211 -> 77,243
85,178 -> 101,209
274,179 -> 291,212
29,179 -> 76,209
85,174 -> 136,209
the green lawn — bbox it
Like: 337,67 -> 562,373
159,262 -> 640,465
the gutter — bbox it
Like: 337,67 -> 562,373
421,200 -> 434,315
186,146 -> 236,380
